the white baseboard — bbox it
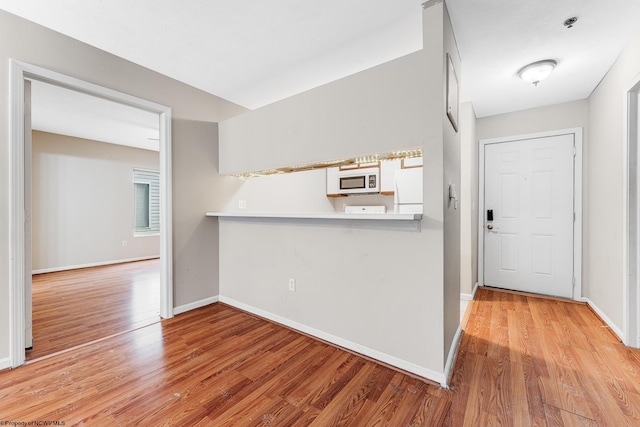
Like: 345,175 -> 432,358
460,282 -> 479,301
0,357 -> 11,371
219,296 -> 446,385
582,297 -> 624,341
173,296 -> 219,315
32,256 -> 160,275
443,325 -> 463,388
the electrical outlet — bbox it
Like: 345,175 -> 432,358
238,199 -> 247,209
288,278 -> 296,292
122,240 -> 128,247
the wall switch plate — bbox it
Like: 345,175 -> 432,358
122,240 -> 128,247
288,278 -> 296,292
238,200 -> 247,209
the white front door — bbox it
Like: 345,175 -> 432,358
483,134 -> 575,298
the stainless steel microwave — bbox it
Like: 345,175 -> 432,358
337,168 -> 380,195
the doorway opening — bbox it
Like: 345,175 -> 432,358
478,128 -> 583,300
9,60 -> 173,368
26,79 -> 164,361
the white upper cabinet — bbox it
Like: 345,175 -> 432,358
402,157 -> 423,168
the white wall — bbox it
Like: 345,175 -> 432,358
218,4 -> 453,382
219,169 -> 336,213
32,131 -> 159,272
459,102 -> 478,296
587,31 -> 640,330
0,9 -> 245,364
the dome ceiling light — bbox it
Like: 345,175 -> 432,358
518,59 -> 557,86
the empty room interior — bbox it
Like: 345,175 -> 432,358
1,0 -> 640,425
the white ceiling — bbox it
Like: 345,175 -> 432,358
0,0 -> 423,110
31,80 -> 160,151
447,0 -> 640,117
2,0 -> 640,139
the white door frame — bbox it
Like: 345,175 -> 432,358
9,60 -> 174,368
624,73 -> 640,348
478,128 -> 583,300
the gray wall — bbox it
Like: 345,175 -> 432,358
217,4 -> 457,382
477,100 -> 589,141
219,54 -> 429,175
459,102 -> 478,295
442,3 -> 462,366
32,131 -> 160,271
587,31 -> 640,329
172,120 -> 230,308
0,9 -> 245,364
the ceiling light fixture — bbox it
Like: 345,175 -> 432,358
518,60 -> 557,86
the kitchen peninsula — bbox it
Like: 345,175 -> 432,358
205,211 -> 422,221
213,2 -> 461,387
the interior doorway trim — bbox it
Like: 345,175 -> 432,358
9,59 -> 174,368
624,73 -> 640,348
477,127 -> 583,300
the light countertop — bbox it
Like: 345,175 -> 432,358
205,211 -> 422,221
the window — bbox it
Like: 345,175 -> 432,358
133,168 -> 160,236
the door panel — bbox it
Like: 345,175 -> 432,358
484,134 -> 574,298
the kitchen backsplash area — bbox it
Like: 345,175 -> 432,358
330,193 -> 395,213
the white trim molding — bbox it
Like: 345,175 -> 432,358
32,256 -> 160,275
582,297 -> 624,341
219,296 -> 447,386
623,72 -> 640,348
478,128 -> 583,301
460,282 -> 479,301
0,357 -> 11,371
443,325 -> 463,388
173,296 -> 220,316
8,59 -> 27,373
9,60 -> 173,369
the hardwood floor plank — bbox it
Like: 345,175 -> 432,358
570,345 -> 640,425
536,344 -> 595,419
306,362 -> 377,426
521,361 -> 547,424
544,404 -> 597,427
408,385 -> 452,427
283,347 -> 352,407
507,309 -> 535,366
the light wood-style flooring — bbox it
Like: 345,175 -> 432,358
1,303 -> 451,425
27,259 -> 161,360
448,287 -> 640,426
2,283 -> 639,425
